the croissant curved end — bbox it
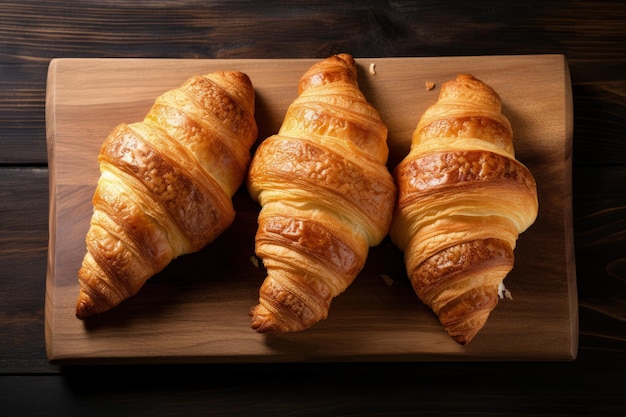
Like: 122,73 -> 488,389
75,290 -> 103,320
250,304 -> 311,334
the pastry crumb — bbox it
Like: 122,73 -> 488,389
380,273 -> 394,286
425,81 -> 435,90
498,282 -> 513,300
369,63 -> 376,75
249,255 -> 260,268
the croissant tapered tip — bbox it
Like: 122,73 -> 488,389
75,290 -> 105,320
75,294 -> 94,320
297,53 -> 359,94
442,309 -> 492,345
250,303 -> 315,334
332,53 -> 355,66
450,330 -> 481,346
250,304 -> 278,333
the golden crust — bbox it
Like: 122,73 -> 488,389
415,116 -> 514,156
390,74 -> 538,344
411,239 -> 514,294
248,137 -> 395,245
257,214 -> 365,283
76,71 -> 257,320
395,149 -> 536,194
98,123 -> 233,251
147,72 -> 257,196
297,53 -> 358,94
247,54 -> 396,333
415,237 -> 513,345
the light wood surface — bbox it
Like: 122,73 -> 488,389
45,55 -> 576,364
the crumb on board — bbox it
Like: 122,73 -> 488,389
380,273 -> 394,287
425,81 -> 435,90
498,282 -> 513,300
369,63 -> 376,75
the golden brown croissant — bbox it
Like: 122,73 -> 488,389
76,71 -> 258,319
390,74 -> 538,345
247,53 -> 396,333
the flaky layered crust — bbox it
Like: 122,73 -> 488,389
76,71 -> 258,319
247,53 -> 396,333
390,74 -> 538,345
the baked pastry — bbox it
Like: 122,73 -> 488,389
247,53 -> 396,333
390,74 -> 538,344
76,71 -> 258,319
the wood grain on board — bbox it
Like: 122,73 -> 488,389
45,55 -> 576,364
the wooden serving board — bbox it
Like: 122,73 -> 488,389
45,55 -> 577,364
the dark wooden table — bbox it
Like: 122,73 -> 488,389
1,1 -> 624,415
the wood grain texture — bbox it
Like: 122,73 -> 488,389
0,168 -> 49,373
3,352 -> 626,416
2,0 -> 626,414
45,55 -> 576,364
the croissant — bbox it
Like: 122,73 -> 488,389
76,71 -> 258,319
247,53 -> 396,333
390,74 -> 538,345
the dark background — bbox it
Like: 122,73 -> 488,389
1,1 -> 624,415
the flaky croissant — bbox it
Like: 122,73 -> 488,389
76,71 -> 258,319
247,53 -> 396,333
390,74 -> 538,345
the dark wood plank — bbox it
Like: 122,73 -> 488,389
573,165 -> 626,354
0,167 -> 56,373
2,350 -> 625,416
0,63 -> 48,164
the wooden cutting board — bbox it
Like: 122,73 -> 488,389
45,55 -> 577,364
